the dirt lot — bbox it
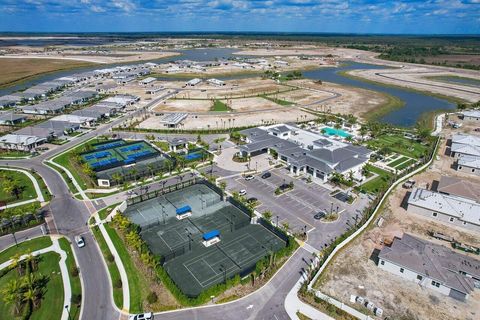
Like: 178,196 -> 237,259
139,108 -> 316,130
153,99 -> 212,112
292,80 -> 389,119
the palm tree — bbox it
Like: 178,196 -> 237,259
23,287 -> 39,309
112,172 -> 123,186
2,280 -> 22,315
25,252 -> 37,272
147,163 -> 155,180
3,179 -> 15,200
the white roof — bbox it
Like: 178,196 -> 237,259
140,77 -> 156,84
51,114 -> 96,123
451,143 -> 480,157
458,155 -> 480,169
462,110 -> 480,118
408,187 -> 480,226
451,134 -> 480,147
0,134 -> 46,145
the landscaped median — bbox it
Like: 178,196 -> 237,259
58,238 -> 82,320
0,236 -> 73,320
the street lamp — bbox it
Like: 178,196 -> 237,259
65,305 -> 71,320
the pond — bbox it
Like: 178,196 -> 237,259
303,62 -> 457,127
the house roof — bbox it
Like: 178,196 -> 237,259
378,233 -> 479,295
458,155 -> 480,170
462,110 -> 480,118
437,176 -> 480,202
452,134 -> 480,148
0,134 -> 46,145
0,113 -> 26,122
408,187 -> 480,226
269,125 -> 291,134
451,143 -> 480,157
308,147 -> 357,165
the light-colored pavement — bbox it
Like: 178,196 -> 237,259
215,146 -> 272,173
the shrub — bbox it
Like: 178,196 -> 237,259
147,291 -> 158,304
114,279 -> 122,289
72,293 -> 82,305
106,253 -> 115,263
71,265 -> 79,277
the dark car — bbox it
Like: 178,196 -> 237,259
314,211 -> 326,220
261,172 -> 271,179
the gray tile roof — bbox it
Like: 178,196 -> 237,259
458,155 -> 480,170
308,147 -> 357,164
379,233 -> 479,295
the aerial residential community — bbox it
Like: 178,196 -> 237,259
0,2 -> 479,320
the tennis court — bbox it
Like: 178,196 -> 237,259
81,139 -> 161,171
124,182 -> 287,297
165,224 -> 285,297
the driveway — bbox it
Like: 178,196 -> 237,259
215,146 -> 271,173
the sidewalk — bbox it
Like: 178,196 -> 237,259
285,277 -> 334,320
0,236 -> 72,320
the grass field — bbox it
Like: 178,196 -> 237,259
396,158 -> 416,170
0,58 -> 94,88
58,238 -> 82,320
0,252 -> 63,320
366,134 -> 428,159
261,94 -> 294,106
0,236 -> 52,264
387,156 -> 410,168
211,100 -> 231,112
0,150 -> 31,159
104,223 -> 147,313
0,169 -> 37,204
356,165 -> 393,195
91,226 -> 123,309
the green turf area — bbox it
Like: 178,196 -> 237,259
396,158 -> 417,170
30,171 -> 51,201
58,238 -> 81,320
366,134 -> 429,159
153,141 -> 169,152
386,156 -> 410,167
210,100 -> 230,112
0,150 -> 31,158
0,252 -> 63,320
0,236 -> 52,264
356,165 -> 393,195
91,225 -> 123,309
104,223 -> 147,313
98,204 -> 119,220
261,95 -> 294,106
0,169 -> 37,204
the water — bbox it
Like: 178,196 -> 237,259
322,127 -> 351,137
303,63 -> 456,126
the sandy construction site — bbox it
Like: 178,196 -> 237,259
349,67 -> 480,103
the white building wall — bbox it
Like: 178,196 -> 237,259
407,203 -> 480,233
378,259 -> 451,296
457,164 -> 480,176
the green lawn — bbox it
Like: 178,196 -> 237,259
0,252 -> 63,320
104,223 -> 148,313
98,204 -> 119,220
30,171 -> 52,202
58,238 -> 82,320
91,226 -> 123,309
386,156 -> 409,168
261,95 -> 294,106
0,150 -> 31,158
0,236 -> 52,264
210,100 -> 230,112
0,169 -> 37,204
366,134 -> 429,159
396,158 -> 417,170
356,165 -> 393,195
153,141 -> 169,152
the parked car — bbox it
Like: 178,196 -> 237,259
129,313 -> 153,320
313,211 -> 326,220
402,179 -> 416,189
239,189 -> 247,196
261,172 -> 271,179
245,175 -> 255,181
75,236 -> 85,248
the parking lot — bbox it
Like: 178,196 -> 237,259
223,168 -> 370,250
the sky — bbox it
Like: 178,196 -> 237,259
0,0 -> 479,34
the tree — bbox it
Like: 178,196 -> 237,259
415,121 -> 432,141
112,172 -> 123,186
2,279 -> 22,315
281,222 -> 290,232
263,211 -> 273,222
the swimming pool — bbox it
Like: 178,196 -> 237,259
322,127 -> 351,138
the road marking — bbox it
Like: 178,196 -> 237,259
246,304 -> 253,310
